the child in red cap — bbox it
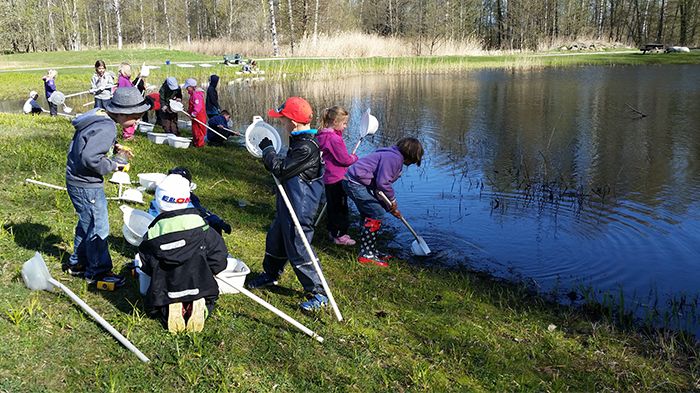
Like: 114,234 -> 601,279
246,96 -> 329,312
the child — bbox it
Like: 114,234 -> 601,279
90,60 -> 115,109
116,63 -> 137,140
316,106 -> 358,245
139,173 -> 228,333
343,137 -> 424,267
117,62 -> 133,88
205,74 -> 221,118
65,87 -> 150,288
145,88 -> 161,125
245,96 -> 328,312
183,78 -> 207,147
158,77 -> 182,135
42,69 -> 58,116
23,91 -> 43,115
147,166 -> 232,235
207,110 -> 233,146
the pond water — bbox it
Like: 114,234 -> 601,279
220,66 -> 700,334
3,65 -> 699,333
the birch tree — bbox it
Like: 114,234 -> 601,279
288,0 -> 296,54
114,0 -> 123,49
268,0 -> 280,56
312,0 -> 320,45
163,0 -> 172,49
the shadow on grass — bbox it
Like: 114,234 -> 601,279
3,220 -> 71,267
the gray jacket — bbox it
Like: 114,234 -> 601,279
91,72 -> 115,100
65,108 -> 118,188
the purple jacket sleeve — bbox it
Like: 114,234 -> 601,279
327,134 -> 358,167
374,155 -> 402,202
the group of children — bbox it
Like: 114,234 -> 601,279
246,97 -> 424,312
57,60 -> 423,332
29,60 -> 233,149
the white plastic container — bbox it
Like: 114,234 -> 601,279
147,132 -> 168,144
137,173 -> 166,191
120,205 -> 154,246
215,257 -> 250,294
138,123 -> 154,133
166,134 -> 192,149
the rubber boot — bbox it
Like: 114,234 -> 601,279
357,218 -> 388,267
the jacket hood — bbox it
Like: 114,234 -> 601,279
71,108 -> 114,131
209,75 -> 219,88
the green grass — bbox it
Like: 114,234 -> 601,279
1,49 -> 699,101
0,48 -> 217,70
0,113 -> 698,392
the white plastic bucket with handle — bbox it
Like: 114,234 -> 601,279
215,256 -> 250,294
120,205 -> 154,246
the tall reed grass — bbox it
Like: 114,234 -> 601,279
175,32 -> 487,58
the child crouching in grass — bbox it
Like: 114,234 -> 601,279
343,137 -> 424,267
139,173 -> 228,333
245,96 -> 330,312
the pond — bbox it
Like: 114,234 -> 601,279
221,65 -> 700,334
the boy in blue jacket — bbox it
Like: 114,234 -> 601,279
65,87 -> 150,288
245,97 -> 329,312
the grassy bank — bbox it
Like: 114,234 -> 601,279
0,113 -> 698,392
1,49 -> 699,101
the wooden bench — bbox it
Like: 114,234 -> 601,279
640,43 -> 664,54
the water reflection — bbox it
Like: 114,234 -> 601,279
220,66 -> 700,332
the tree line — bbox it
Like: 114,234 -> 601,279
1,0 -> 698,55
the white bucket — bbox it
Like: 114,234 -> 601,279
215,257 -> 250,294
120,205 -> 154,246
137,173 -> 166,191
133,254 -> 151,296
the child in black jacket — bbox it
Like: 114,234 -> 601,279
245,96 -> 329,312
139,174 -> 228,333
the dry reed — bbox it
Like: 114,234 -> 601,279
175,32 -> 487,58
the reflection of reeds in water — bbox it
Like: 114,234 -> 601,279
480,154 -> 614,218
577,284 -> 700,341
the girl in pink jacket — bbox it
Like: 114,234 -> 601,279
117,63 -> 137,140
184,78 -> 207,147
317,106 -> 358,245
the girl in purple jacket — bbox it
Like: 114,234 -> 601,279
317,106 -> 358,245
343,138 -> 424,267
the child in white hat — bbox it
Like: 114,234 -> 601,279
138,174 -> 228,333
23,91 -> 42,115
